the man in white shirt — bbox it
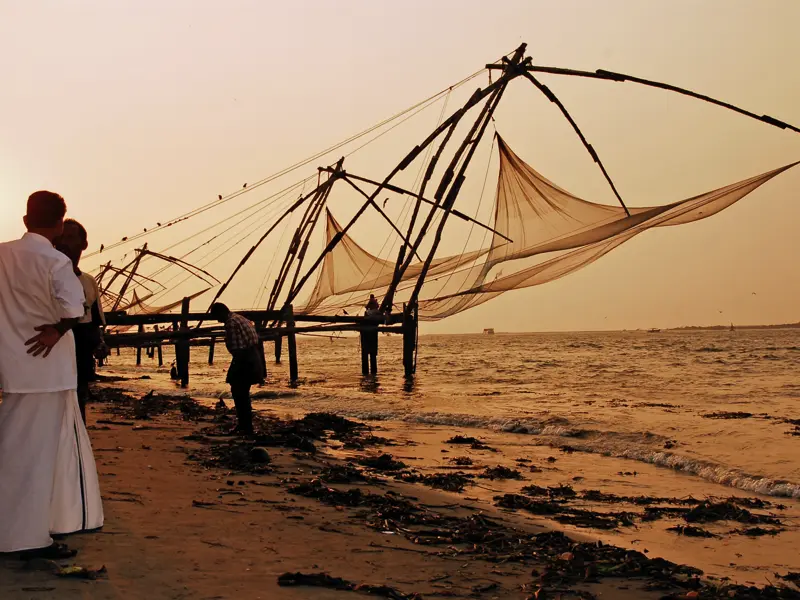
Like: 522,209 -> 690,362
0,191 -> 103,559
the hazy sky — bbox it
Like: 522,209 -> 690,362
2,1 -> 798,333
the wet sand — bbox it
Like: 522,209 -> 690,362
2,385 -> 798,599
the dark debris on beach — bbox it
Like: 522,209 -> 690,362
90,387 -> 800,600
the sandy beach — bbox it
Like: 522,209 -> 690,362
2,381 -> 799,600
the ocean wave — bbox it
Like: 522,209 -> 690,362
617,448 -> 800,499
269,404 -> 800,499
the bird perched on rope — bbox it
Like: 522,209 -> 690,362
121,237 -> 128,241
243,183 -> 247,189
99,244 -> 104,253
383,198 -> 388,208
218,194 -> 223,200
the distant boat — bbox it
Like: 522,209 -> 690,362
730,322 -> 735,332
483,328 -> 495,335
647,328 -> 661,333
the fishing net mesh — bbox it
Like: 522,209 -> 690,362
290,137 -> 796,320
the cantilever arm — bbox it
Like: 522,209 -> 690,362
522,71 -> 631,216
142,250 -> 222,286
341,176 -> 424,261
502,64 -> 800,134
324,169 -> 513,243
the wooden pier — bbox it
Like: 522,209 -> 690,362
103,298 -> 417,387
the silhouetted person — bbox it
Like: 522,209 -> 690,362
54,218 -> 106,423
210,302 -> 264,435
366,294 -> 379,311
361,294 -> 381,376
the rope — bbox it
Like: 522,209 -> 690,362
117,184 -> 304,299
254,210 -> 294,308
85,68 -> 487,260
335,89 -> 454,313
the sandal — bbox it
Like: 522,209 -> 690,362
19,542 -> 77,561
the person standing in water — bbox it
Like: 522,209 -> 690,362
54,218 -> 106,423
361,294 -> 382,376
209,303 -> 264,435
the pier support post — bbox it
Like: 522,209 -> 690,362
274,335 -> 282,363
285,304 -> 298,384
360,331 -> 369,376
176,297 -> 191,387
154,325 -> 163,366
136,324 -> 144,366
208,336 -> 215,365
360,322 -> 378,376
258,339 -> 268,383
402,302 -> 417,377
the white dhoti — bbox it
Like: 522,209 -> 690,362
0,390 -> 103,552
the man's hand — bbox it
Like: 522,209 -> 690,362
25,325 -> 64,358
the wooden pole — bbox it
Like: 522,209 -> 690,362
519,64 -> 800,134
405,50 -> 529,310
110,244 -> 148,312
177,297 -> 191,387
522,72 -> 629,216
204,185 -> 324,316
208,336 -> 215,365
172,319 -> 179,367
285,76 -> 511,308
274,335 -> 282,363
402,303 -> 417,377
258,339 -> 267,383
268,169 -> 337,313
360,330 -> 369,376
136,324 -> 143,366
154,325 -> 163,366
285,304 -> 298,383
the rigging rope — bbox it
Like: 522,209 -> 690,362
85,68 -> 488,260
336,89 -> 454,312
116,183 -> 306,299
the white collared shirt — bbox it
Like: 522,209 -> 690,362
0,232 -> 85,393
77,271 -> 105,325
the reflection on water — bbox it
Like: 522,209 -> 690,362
102,329 -> 800,496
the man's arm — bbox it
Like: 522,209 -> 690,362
26,319 -> 79,357
26,260 -> 85,358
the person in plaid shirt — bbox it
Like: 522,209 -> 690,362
210,303 -> 265,435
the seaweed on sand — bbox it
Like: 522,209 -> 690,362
497,494 -> 637,530
191,440 -> 274,474
277,572 -> 421,599
732,527 -> 784,537
95,388 -> 214,421
667,525 -> 717,538
445,435 -> 495,451
358,454 -> 407,472
318,464 -> 371,484
478,466 -> 523,480
702,411 -> 753,420
397,471 -> 474,492
683,501 -> 781,526
283,479 -> 796,598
